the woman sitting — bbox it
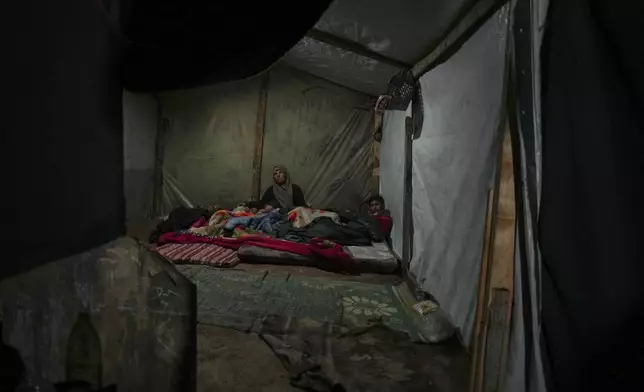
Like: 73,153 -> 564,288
261,164 -> 306,210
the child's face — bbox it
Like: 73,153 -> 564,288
369,200 -> 382,214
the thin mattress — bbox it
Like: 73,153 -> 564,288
237,241 -> 399,274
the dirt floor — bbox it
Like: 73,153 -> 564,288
128,219 -> 470,391
188,262 -> 470,392
196,324 -> 299,392
196,321 -> 470,392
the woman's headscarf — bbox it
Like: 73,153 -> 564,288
272,164 -> 294,209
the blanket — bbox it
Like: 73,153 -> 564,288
189,208 -> 284,237
156,243 -> 239,267
288,207 -> 341,228
158,232 -> 353,261
148,207 -> 211,243
277,218 -> 373,246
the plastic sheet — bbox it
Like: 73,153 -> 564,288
261,68 -> 374,211
410,10 -> 508,344
158,77 -> 261,213
379,11 -> 508,343
282,0 -> 472,96
281,37 -> 399,96
157,67 -> 374,214
379,105 -> 410,258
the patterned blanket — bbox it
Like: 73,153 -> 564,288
156,243 -> 239,267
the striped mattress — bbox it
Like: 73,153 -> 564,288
156,243 -> 239,267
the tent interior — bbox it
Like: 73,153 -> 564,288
122,0 -> 517,390
5,0 -> 644,391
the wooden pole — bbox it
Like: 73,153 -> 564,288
484,125 -> 516,392
471,124 -> 517,392
152,116 -> 168,217
251,71 -> 270,201
470,188 -> 496,392
402,117 -> 414,268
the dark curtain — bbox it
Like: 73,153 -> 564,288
2,0 -> 332,280
2,0 -> 124,281
122,0 -> 334,91
539,0 -> 644,390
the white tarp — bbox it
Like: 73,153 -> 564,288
283,0 -> 472,95
261,67 -> 374,211
157,66 -> 374,213
379,105 -> 410,258
410,10 -> 508,344
158,76 -> 260,211
380,10 -> 508,344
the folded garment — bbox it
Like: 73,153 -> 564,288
223,209 -> 284,233
223,216 -> 253,231
277,217 -> 372,246
149,207 -> 211,243
336,211 -> 389,242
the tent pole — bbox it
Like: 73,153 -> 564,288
251,71 -> 270,201
402,116 -> 414,269
152,114 -> 168,217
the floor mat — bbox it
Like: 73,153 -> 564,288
177,266 -> 453,343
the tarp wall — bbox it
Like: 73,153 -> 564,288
261,67 -> 374,211
157,66 -> 374,213
123,91 -> 158,219
379,106 -> 411,258
380,10 -> 508,343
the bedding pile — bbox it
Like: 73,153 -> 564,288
151,205 -> 396,272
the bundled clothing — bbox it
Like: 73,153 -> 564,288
288,206 -> 340,228
223,209 -> 284,234
276,217 -> 373,246
148,207 -> 212,244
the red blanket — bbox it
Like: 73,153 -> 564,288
158,232 -> 352,260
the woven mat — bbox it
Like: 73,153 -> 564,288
156,243 -> 239,267
175,266 -> 453,342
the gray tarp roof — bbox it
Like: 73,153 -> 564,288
281,0 -> 473,95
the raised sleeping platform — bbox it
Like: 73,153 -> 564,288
237,241 -> 399,273
155,237 -> 399,274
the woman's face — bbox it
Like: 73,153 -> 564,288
273,169 -> 286,185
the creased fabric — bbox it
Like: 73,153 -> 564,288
157,67 -> 374,214
288,207 -> 341,228
380,12 -> 508,344
261,67 -> 374,211
259,316 -> 466,392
